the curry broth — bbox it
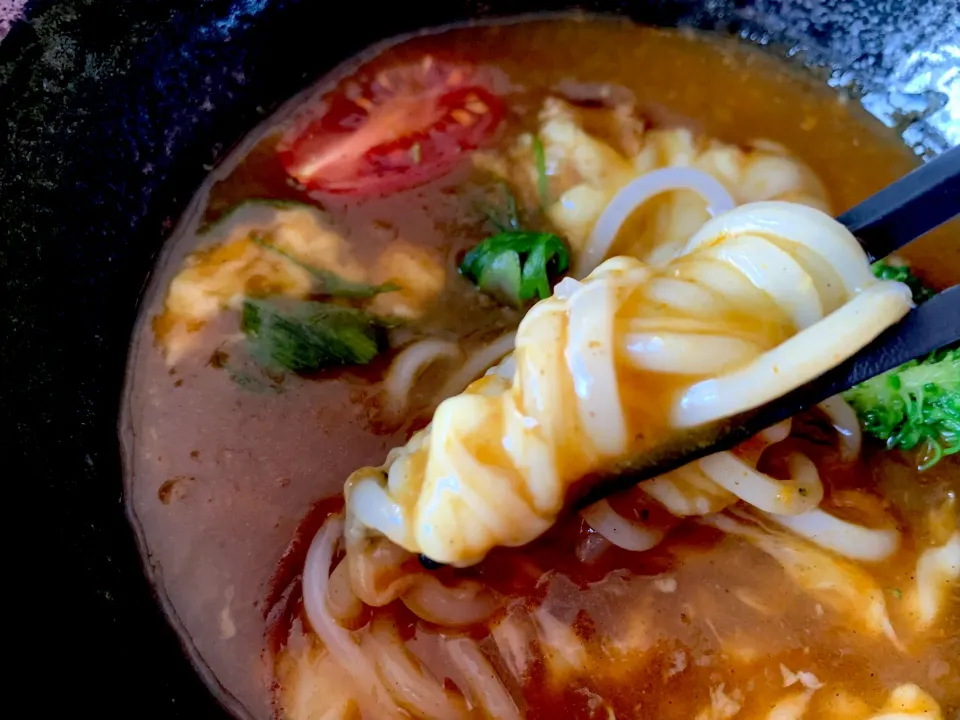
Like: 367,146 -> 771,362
121,16 -> 959,720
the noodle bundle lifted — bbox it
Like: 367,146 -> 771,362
345,201 -> 914,566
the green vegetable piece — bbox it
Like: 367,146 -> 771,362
460,231 -> 570,308
477,251 -> 523,307
241,298 -> 384,373
477,183 -> 521,233
844,346 -> 960,470
251,234 -> 398,299
872,260 -> 935,304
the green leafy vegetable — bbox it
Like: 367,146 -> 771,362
251,234 -> 399,298
844,346 -> 960,470
460,231 -> 570,308
241,298 -> 385,373
467,151 -> 566,307
872,260 -> 935,304
532,135 -> 550,210
477,183 -> 521,233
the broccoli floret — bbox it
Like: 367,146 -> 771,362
849,260 -> 958,469
844,346 -> 960,470
872,260 -> 935,304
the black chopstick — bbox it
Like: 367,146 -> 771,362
838,145 -> 960,262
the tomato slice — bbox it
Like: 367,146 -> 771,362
278,60 -> 505,196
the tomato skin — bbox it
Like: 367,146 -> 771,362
278,62 -> 505,197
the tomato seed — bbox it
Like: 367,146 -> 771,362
451,109 -> 476,127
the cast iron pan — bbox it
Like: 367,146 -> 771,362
2,0 -> 957,716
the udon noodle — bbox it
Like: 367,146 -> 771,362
344,200 -> 913,566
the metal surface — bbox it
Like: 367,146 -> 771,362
840,146 -> 960,260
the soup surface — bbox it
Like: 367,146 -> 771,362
121,16 -> 959,720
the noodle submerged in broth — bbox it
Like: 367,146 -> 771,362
121,17 -> 960,720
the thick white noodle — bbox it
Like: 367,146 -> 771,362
436,332 -> 516,400
400,576 -> 499,627
641,462 -> 737,517
640,419 -> 793,519
580,499 -> 665,551
445,638 -> 522,720
621,332 -> 761,375
698,451 -> 824,516
301,516 -> 400,717
364,617 -> 468,720
325,558 -> 364,623
577,167 -> 736,277
566,278 -> 627,456
702,234 -> 825,329
818,396 -> 862,461
348,478 -> 409,549
759,420 -> 792,445
682,202 -> 876,296
764,508 -> 900,562
552,275 -> 583,299
383,339 -> 461,417
673,281 -> 912,428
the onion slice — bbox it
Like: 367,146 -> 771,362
437,332 -> 516,399
577,167 -> 736,277
383,339 -> 461,417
